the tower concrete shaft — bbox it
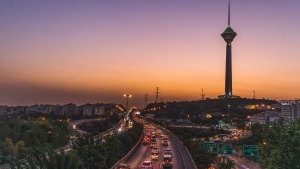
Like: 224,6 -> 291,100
225,42 -> 232,95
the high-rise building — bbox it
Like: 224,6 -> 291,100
280,100 -> 293,122
218,0 -> 240,99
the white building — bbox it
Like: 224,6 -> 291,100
94,106 -> 105,115
249,111 -> 281,125
292,99 -> 300,120
0,105 -> 8,115
82,105 -> 93,116
26,105 -> 39,114
63,103 -> 78,116
279,100 -> 297,122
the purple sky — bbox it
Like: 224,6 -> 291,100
1,0 -> 300,108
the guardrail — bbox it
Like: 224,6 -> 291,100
153,123 -> 198,169
152,124 -> 186,168
185,145 -> 198,169
110,129 -> 144,169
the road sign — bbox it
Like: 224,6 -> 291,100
218,143 -> 232,154
243,144 -> 259,156
201,142 -> 217,153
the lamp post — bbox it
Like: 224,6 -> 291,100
123,94 -> 132,114
227,104 -> 230,118
164,104 -> 166,128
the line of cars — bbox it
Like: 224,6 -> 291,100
141,124 -> 173,168
117,122 -> 173,169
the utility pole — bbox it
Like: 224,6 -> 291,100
228,104 -> 230,118
201,88 -> 206,101
144,93 -> 148,109
253,90 -> 256,99
155,87 -> 160,103
200,88 -> 206,118
164,103 -> 166,128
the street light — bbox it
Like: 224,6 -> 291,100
227,105 -> 230,118
123,94 -> 132,113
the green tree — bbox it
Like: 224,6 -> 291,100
218,158 -> 235,169
187,140 -> 213,169
71,134 -> 98,149
29,145 -> 84,169
240,122 -> 263,145
103,136 -> 125,167
259,119 -> 300,169
15,141 -> 29,159
2,138 -> 17,156
78,145 -> 107,169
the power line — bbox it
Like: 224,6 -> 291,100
155,87 -> 161,103
200,88 -> 206,118
201,88 -> 206,101
144,93 -> 148,109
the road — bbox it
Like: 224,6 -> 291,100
228,155 -> 261,169
110,113 -> 197,169
123,126 -> 184,169
65,118 -> 125,153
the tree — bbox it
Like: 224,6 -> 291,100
259,119 -> 300,169
185,140 -> 213,169
2,138 -> 17,156
15,141 -> 29,159
240,122 -> 263,145
78,145 -> 107,169
218,158 -> 235,169
29,145 -> 84,169
103,135 -> 125,167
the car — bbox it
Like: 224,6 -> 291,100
162,155 -> 172,168
163,140 -> 168,146
151,137 -> 156,142
164,148 -> 173,157
143,139 -> 149,145
151,152 -> 159,160
163,135 -> 168,140
117,163 -> 130,169
151,131 -> 157,136
140,161 -> 153,169
152,146 -> 159,153
150,141 -> 157,148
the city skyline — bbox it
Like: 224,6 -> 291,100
1,1 -> 300,108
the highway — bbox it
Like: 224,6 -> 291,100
123,127 -> 183,169
228,155 -> 261,169
119,113 -> 197,169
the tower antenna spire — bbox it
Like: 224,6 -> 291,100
228,0 -> 231,26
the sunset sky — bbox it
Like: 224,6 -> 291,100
1,0 -> 300,108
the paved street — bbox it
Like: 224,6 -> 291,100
228,155 -> 261,169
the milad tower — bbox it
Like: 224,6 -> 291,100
219,0 -> 240,99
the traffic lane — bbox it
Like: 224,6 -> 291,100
124,126 -> 181,169
123,137 -> 150,168
228,155 -> 261,169
157,129 -> 182,169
